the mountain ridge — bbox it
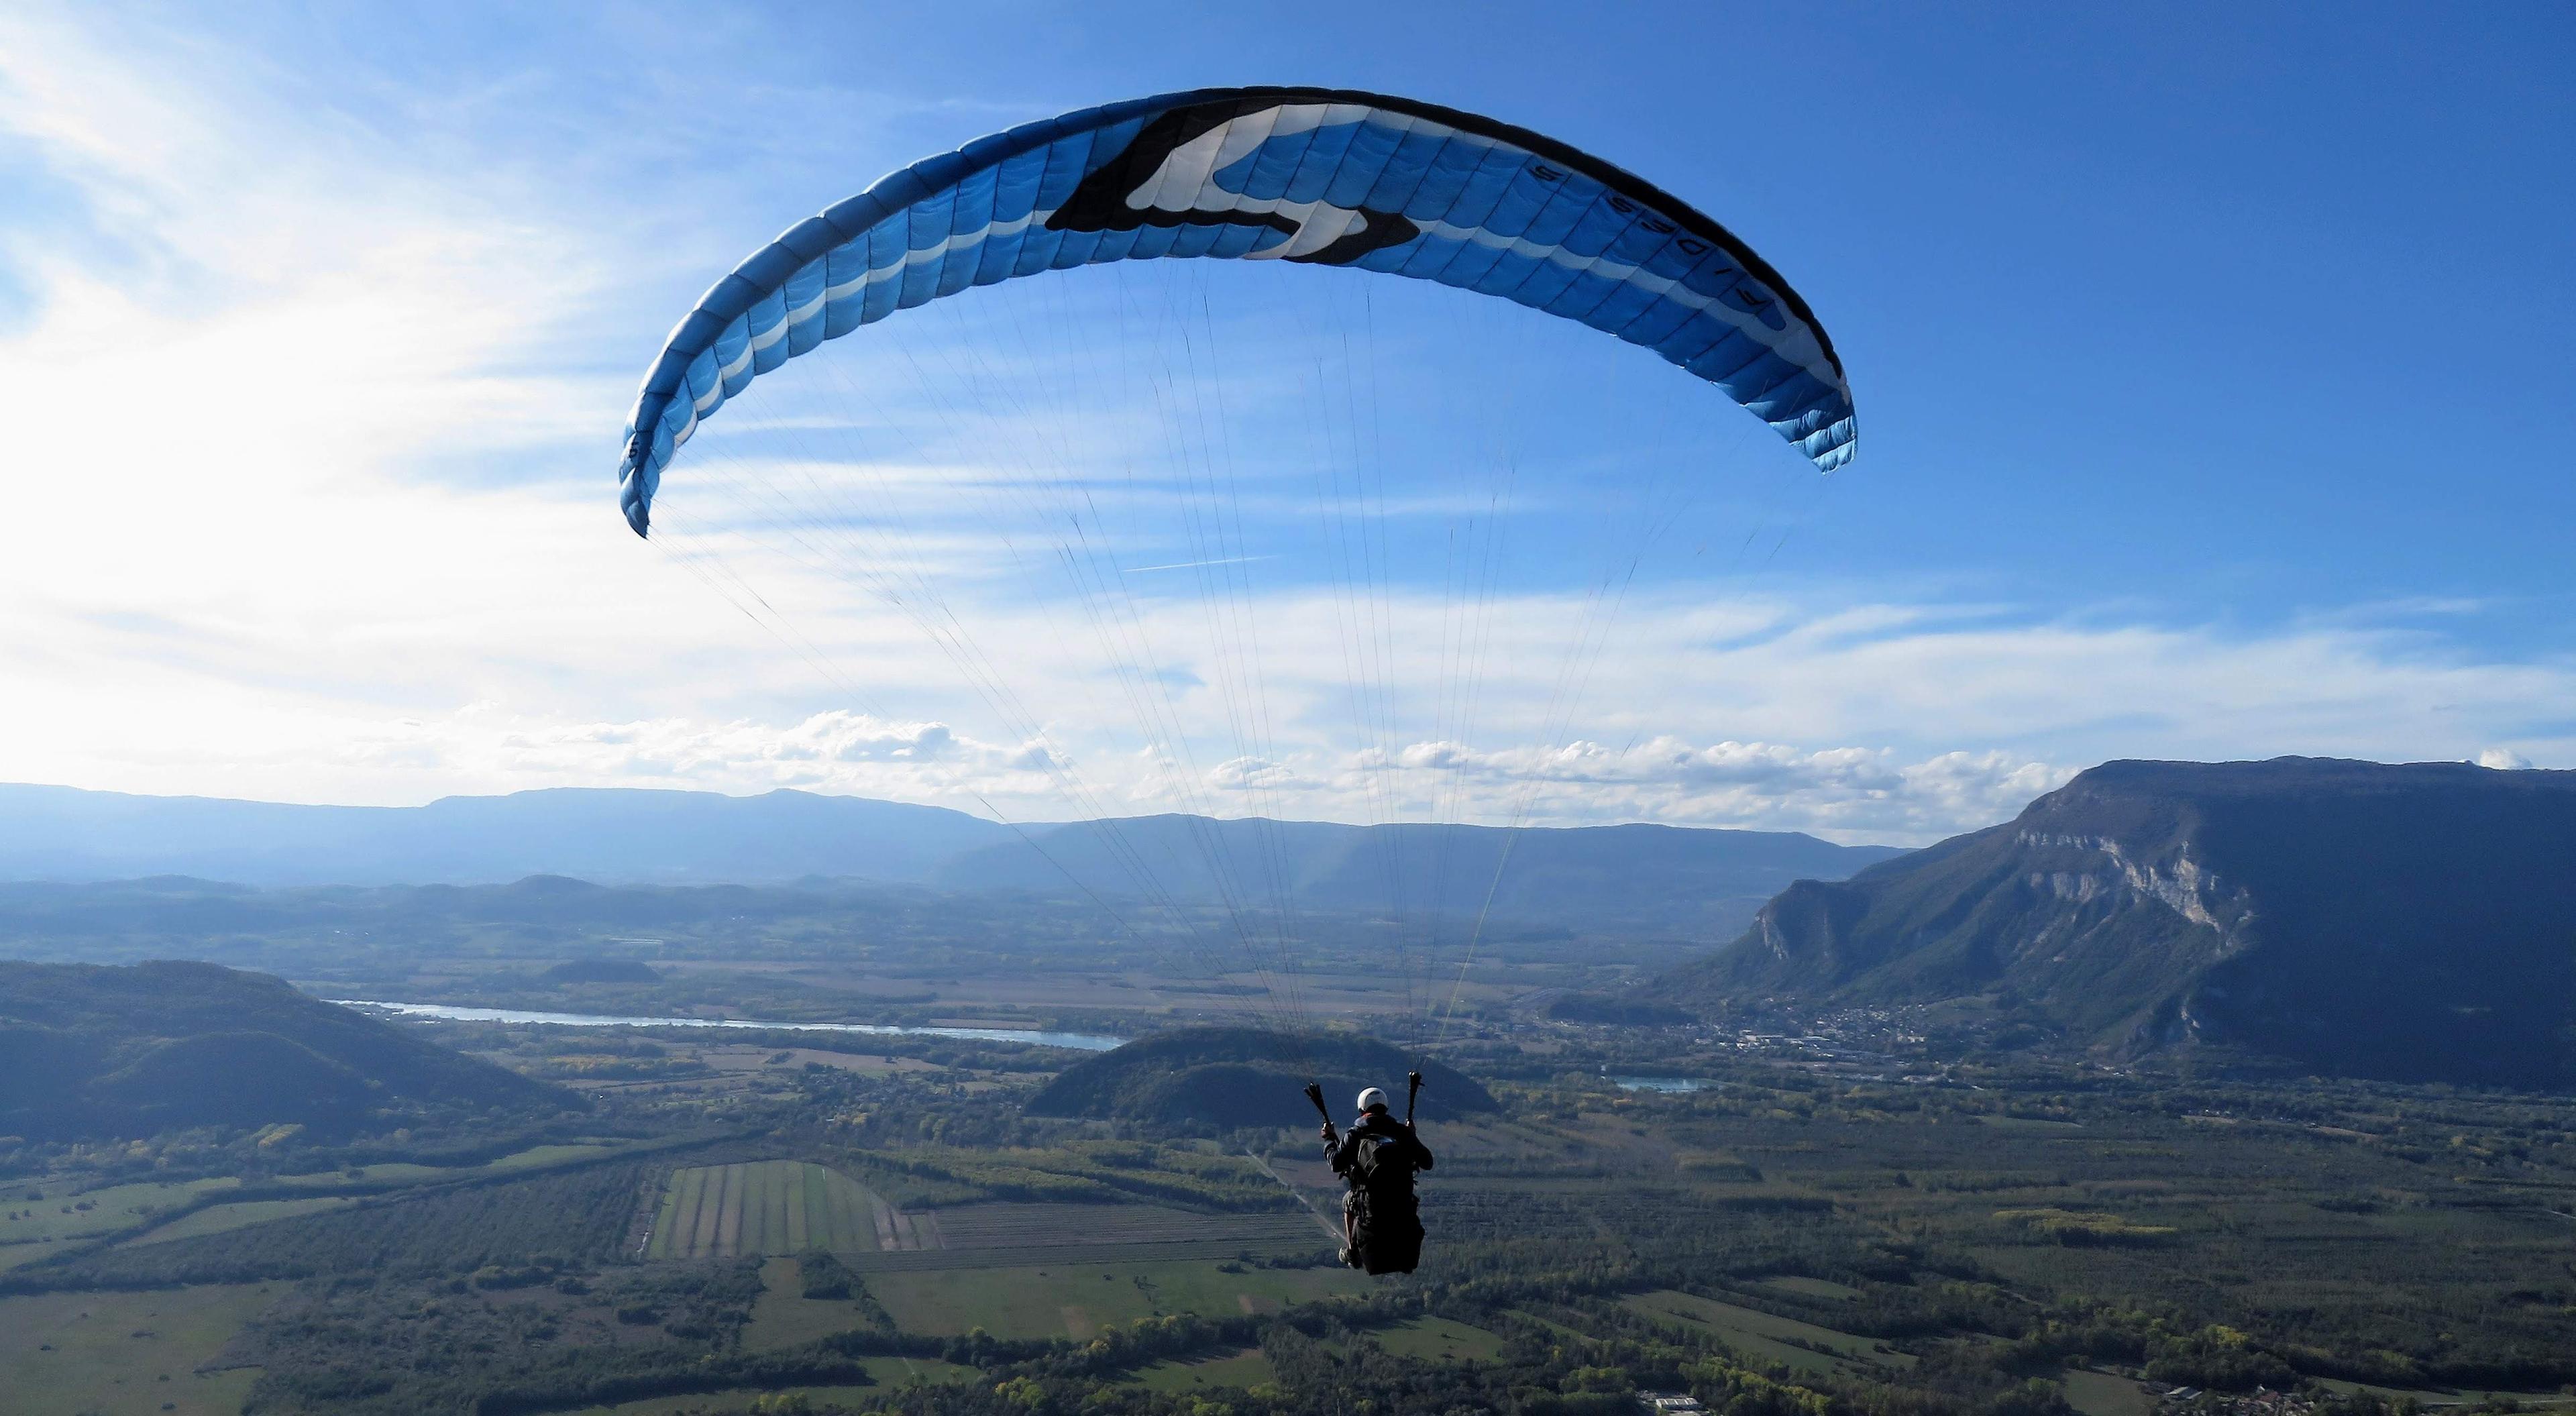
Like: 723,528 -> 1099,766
939,814 -> 1900,930
0,783 -> 1902,933
0,959 -> 565,1139
1664,757 -> 2576,1087
0,783 -> 1012,887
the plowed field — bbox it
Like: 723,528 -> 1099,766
643,1161 -> 881,1259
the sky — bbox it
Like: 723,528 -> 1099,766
1,1 -> 2570,846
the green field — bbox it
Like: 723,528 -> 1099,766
644,1160 -> 881,1260
744,1256 -> 880,1352
479,1142 -> 629,1169
1756,1274 -> 1864,1301
0,1283 -> 273,1416
557,1383 -> 883,1415
1371,1315 -> 1507,1362
3,1144 -> 645,1267
0,1178 -> 239,1267
553,1362 -> 975,1414
124,1195 -> 360,1246
1978,1114 -> 2088,1132
859,1356 -> 978,1388
1128,1346 -> 1279,1393
2064,1368 -> 2155,1416
268,1142 -> 629,1191
1623,1290 -> 1909,1379
2314,1380 -> 2576,1412
869,1257 -> 1366,1340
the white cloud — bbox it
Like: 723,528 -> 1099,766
1205,756 -> 1318,792
341,706 -> 1059,800
1350,737 -> 2071,840
0,8 -> 727,781
2,8 -> 2569,855
2477,747 -> 2534,770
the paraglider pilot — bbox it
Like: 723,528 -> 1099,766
1309,1074 -> 1434,1274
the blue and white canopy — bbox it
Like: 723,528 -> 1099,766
618,86 -> 1854,535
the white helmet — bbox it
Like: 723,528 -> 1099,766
1356,1087 -> 1390,1114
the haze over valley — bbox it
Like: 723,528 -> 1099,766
9,758 -> 2576,1416
5,5 -> 2573,1416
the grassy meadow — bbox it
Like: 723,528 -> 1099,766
0,1283 -> 272,1416
867,1256 -> 1368,1340
1126,1346 -> 1279,1393
1368,1314 -> 1507,1362
123,1196 -> 360,1246
1,1177 -> 238,1268
14,965 -> 2576,1416
1621,1289 -> 1907,1380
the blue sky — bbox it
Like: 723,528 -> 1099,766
1,2 -> 2569,843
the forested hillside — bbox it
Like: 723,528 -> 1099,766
0,960 -> 564,1139
943,818 -> 1901,932
1666,758 -> 2576,1085
1028,1027 -> 1498,1128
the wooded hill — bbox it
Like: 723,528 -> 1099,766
1026,1026 -> 1499,1129
0,959 -> 564,1140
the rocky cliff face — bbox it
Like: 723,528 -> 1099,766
1667,758 -> 2576,1086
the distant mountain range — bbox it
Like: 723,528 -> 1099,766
934,815 -> 1901,932
0,783 -> 1009,887
0,783 -> 1900,932
1664,757 -> 2576,1087
0,960 -> 561,1140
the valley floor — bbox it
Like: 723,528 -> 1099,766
10,1020 -> 2576,1416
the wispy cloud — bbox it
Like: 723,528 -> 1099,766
1351,737 -> 2070,841
1,7 -> 2566,853
20,574 -> 2559,844
338,706 -> 1061,800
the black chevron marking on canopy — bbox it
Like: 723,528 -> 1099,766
1046,101 -> 1422,268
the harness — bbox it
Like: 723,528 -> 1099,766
1346,1128 -> 1420,1199
1305,1075 -> 1430,1276
1334,1118 -> 1426,1275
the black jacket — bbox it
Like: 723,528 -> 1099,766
1328,1113 -> 1434,1183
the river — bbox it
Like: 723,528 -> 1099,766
1612,1076 -> 1719,1093
332,1000 -> 1126,1052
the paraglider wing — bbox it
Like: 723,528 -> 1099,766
618,85 -> 1855,536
